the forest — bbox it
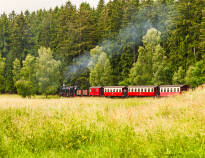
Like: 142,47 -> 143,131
0,0 -> 204,96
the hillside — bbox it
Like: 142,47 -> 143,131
0,88 -> 205,157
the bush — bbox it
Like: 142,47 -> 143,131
15,80 -> 35,98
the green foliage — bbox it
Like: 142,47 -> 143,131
200,9 -> 205,55
129,28 -> 168,85
36,47 -> 61,96
15,80 -> 35,98
185,60 -> 205,88
13,54 -> 37,97
173,66 -> 186,84
168,0 -> 205,70
90,52 -> 112,86
0,56 -> 6,93
12,58 -> 21,83
0,0 -> 204,92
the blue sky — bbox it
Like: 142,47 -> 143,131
0,0 -> 109,14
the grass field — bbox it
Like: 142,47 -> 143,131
0,88 -> 205,158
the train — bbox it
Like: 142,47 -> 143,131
59,85 -> 189,97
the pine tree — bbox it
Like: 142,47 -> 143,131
200,9 -> 205,56
97,0 -> 105,16
168,0 -> 205,71
121,0 -> 139,28
56,1 -> 79,65
0,14 -> 11,57
0,55 -> 6,93
77,2 -> 97,53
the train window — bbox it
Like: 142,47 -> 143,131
174,88 -> 176,92
177,88 -> 180,92
96,89 -> 98,92
90,89 -> 92,92
114,89 -> 116,92
170,88 -> 172,92
142,88 -> 144,92
167,88 -> 170,92
145,88 -> 147,92
128,88 -> 130,92
116,89 -> 118,92
119,89 -> 122,92
134,88 -> 136,92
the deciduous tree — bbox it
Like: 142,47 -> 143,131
36,47 -> 61,97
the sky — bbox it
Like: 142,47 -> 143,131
0,0 -> 109,14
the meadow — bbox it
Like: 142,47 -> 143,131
0,88 -> 205,158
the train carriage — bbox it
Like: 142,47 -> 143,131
104,86 -> 128,97
77,89 -> 89,96
76,89 -> 82,96
128,86 -> 159,97
160,85 -> 189,97
82,90 -> 89,96
89,86 -> 104,96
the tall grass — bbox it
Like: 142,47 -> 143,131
0,88 -> 205,157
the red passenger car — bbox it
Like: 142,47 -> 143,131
89,86 -> 104,96
128,86 -> 159,97
104,86 -> 128,97
160,85 -> 189,97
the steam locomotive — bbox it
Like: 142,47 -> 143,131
59,85 -> 189,97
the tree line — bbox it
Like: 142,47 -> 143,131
0,0 -> 204,97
